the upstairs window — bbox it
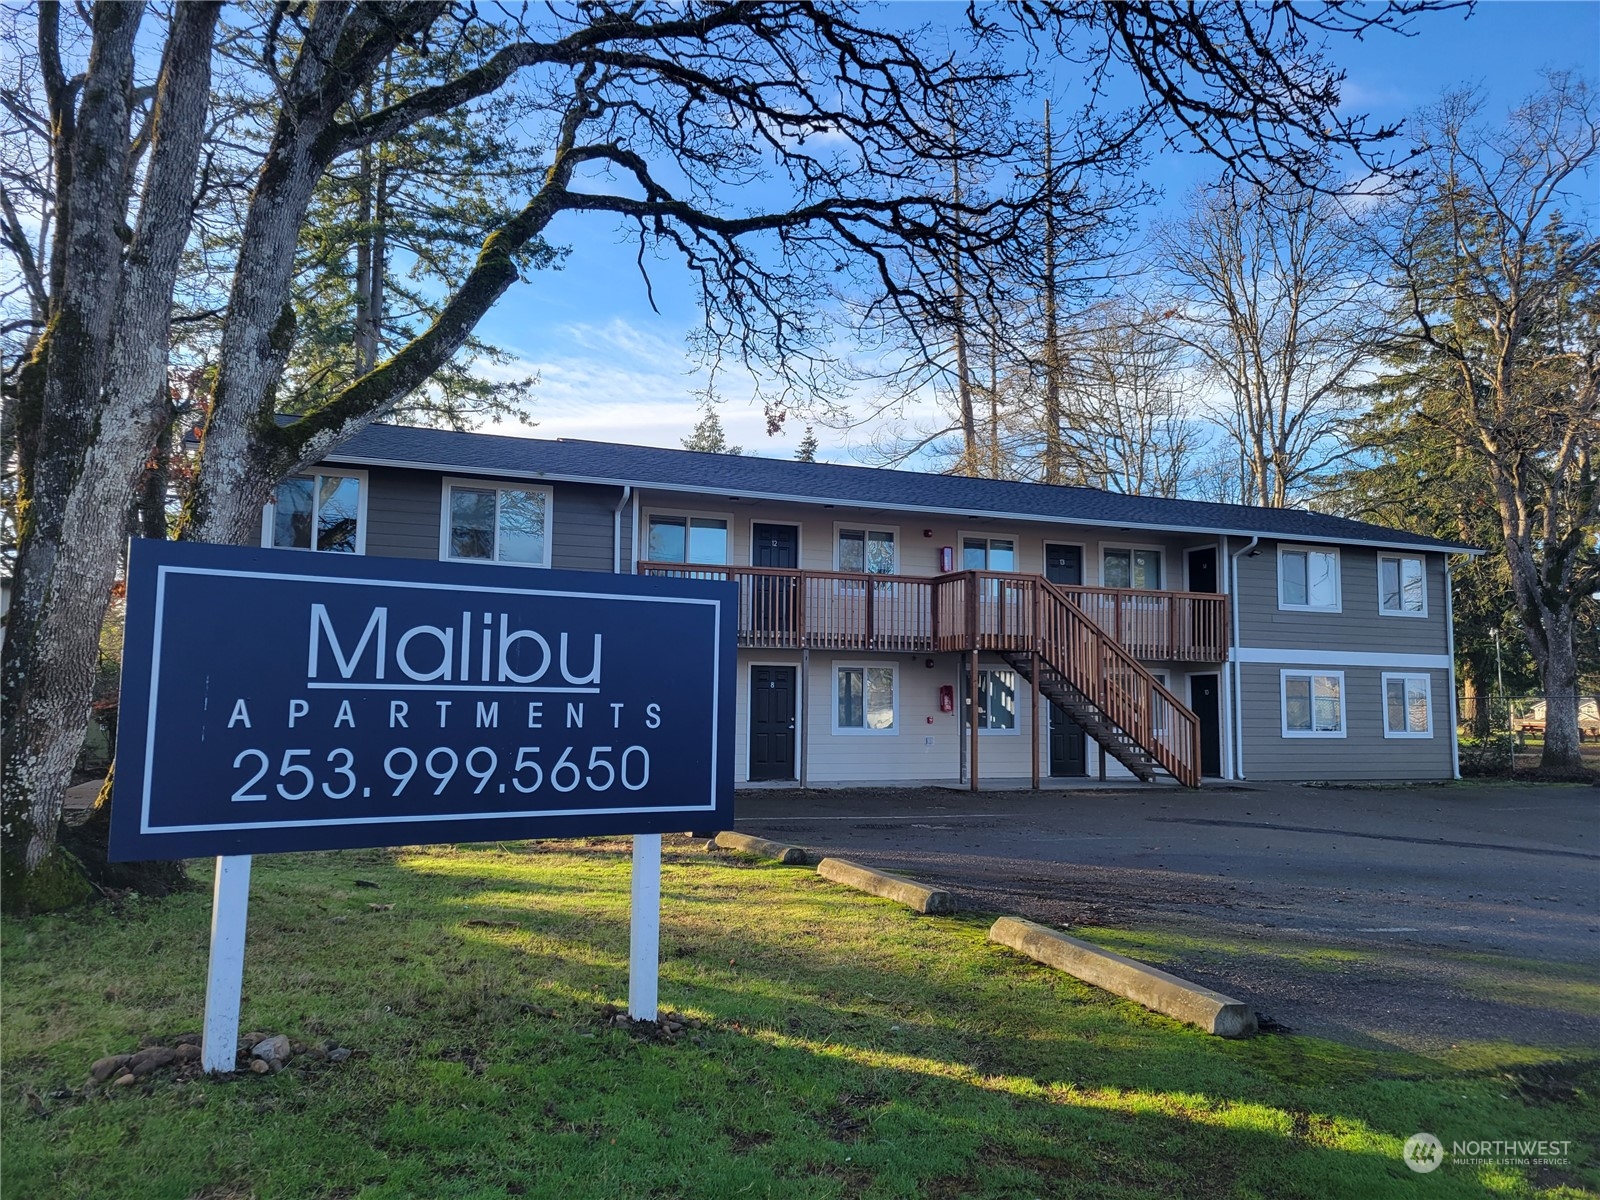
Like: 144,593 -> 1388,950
838,527 -> 896,575
445,482 -> 550,566
648,515 -> 728,565
962,536 -> 1016,572
1378,555 -> 1427,616
268,472 -> 364,553
1279,546 -> 1340,611
1103,548 -> 1161,590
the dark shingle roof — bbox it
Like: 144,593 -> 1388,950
326,423 -> 1478,554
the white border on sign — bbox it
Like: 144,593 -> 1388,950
141,565 -> 726,836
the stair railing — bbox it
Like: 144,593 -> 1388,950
1034,577 -> 1201,786
931,571 -> 1202,787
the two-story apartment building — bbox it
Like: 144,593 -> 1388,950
265,424 -> 1475,787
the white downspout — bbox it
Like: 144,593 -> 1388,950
1446,555 -> 1461,779
612,486 -> 633,574
1228,536 -> 1259,780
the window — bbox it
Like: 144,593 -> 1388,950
1281,670 -> 1345,737
647,514 -> 728,565
1103,548 -> 1161,589
962,536 -> 1016,572
835,664 -> 896,733
266,472 -> 364,553
1382,673 -> 1433,738
443,481 -> 550,566
974,669 -> 1017,732
1279,546 -> 1340,611
838,527 -> 896,575
1378,555 -> 1427,616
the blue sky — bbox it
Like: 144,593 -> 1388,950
471,1 -> 1600,463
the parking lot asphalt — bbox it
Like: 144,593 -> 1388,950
734,781 -> 1600,1052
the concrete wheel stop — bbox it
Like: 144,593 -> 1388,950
989,916 -> 1257,1037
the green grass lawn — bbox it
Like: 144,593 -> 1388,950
2,839 -> 1595,1199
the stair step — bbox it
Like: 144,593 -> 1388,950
999,645 -> 1182,784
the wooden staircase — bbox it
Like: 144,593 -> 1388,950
999,651 -> 1172,782
933,573 -> 1203,787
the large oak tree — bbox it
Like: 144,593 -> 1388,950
2,0 -> 1431,908
1379,77 -> 1599,769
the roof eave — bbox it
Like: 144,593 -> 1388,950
322,449 -> 1483,556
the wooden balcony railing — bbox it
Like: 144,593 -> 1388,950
637,562 -> 1228,661
635,563 -> 933,651
931,571 -> 1203,786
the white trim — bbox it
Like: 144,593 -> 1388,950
1445,558 -> 1461,778
832,521 -> 900,574
749,519 -> 802,569
323,451 -> 1484,555
438,476 -> 553,569
831,660 -> 898,734
1381,672 -> 1435,739
1227,534 -> 1255,780
1236,648 -> 1451,669
746,660 -> 800,782
260,467 -> 369,555
138,565 -> 724,835
958,531 -> 1021,573
641,507 -> 734,566
1280,668 -> 1347,738
1276,544 -> 1341,613
1099,542 -> 1165,590
1376,553 -> 1429,618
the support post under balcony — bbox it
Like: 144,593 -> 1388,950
969,648 -> 980,793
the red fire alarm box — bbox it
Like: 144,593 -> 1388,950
938,685 -> 954,713
939,545 -> 954,572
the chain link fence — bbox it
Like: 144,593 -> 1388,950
1455,694 -> 1600,775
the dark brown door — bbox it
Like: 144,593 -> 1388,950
749,665 -> 797,780
1190,673 -> 1221,778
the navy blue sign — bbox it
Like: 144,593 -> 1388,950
111,540 -> 735,860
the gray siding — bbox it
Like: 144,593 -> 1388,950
365,466 -> 442,559
550,481 -> 629,572
361,466 -> 629,572
1239,662 -> 1453,780
1235,540 -> 1450,655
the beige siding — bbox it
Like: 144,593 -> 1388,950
635,492 -> 1215,587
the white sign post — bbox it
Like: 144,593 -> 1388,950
629,833 -> 661,1020
114,543 -> 732,1062
201,854 -> 252,1072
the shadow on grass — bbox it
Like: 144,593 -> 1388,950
2,842 -> 1595,1200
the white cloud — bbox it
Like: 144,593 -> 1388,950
477,318 -> 848,460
